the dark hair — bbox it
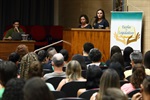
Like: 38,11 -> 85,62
59,49 -> 69,61
28,61 -> 43,78
37,50 -> 47,62
94,9 -> 106,24
0,61 -> 17,86
8,52 -> 20,63
72,54 -> 86,70
86,65 -> 103,89
83,42 -> 94,54
131,63 -> 146,88
110,52 -> 124,67
144,51 -> 150,69
123,46 -> 133,62
88,48 -> 102,62
46,47 -> 57,58
98,69 -> 120,99
130,51 -> 143,64
2,78 -> 25,100
109,62 -> 125,80
110,46 -> 122,57
79,14 -> 89,24
23,77 -> 54,100
52,53 -> 64,67
12,19 -> 20,24
142,76 -> 150,94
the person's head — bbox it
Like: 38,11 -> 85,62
110,52 -> 124,67
123,46 -> 134,62
59,49 -> 69,61
102,88 -> 128,100
72,54 -> 86,70
96,9 -> 105,19
66,60 -> 82,81
23,77 -> 54,100
12,20 -> 20,28
141,76 -> 150,95
20,52 -> 38,80
144,50 -> 150,69
16,44 -> 29,60
79,14 -> 89,24
47,47 -> 57,60
130,51 -> 143,67
2,78 -> 25,100
109,61 -> 125,80
130,63 -> 146,88
52,53 -> 64,68
98,69 -> 120,99
37,50 -> 47,62
88,48 -> 102,62
8,52 -> 20,63
110,45 -> 122,57
86,65 -> 103,89
28,61 -> 43,79
83,42 -> 94,54
0,61 -> 17,87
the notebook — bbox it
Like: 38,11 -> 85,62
11,32 -> 25,40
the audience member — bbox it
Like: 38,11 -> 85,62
144,50 -> 150,69
3,20 -> 23,40
83,42 -> 94,65
78,14 -> 92,29
106,45 -> 122,66
90,69 -> 120,100
43,53 -> 66,81
123,46 -> 134,68
15,44 -> 29,61
23,77 -> 54,100
93,9 -> 109,29
19,52 -> 38,80
132,76 -> 150,100
2,78 -> 25,100
87,48 -> 107,69
78,65 -> 103,96
0,61 -> 17,99
59,49 -> 69,67
56,60 -> 86,91
72,54 -> 87,70
28,61 -> 55,91
121,64 -> 146,94
102,88 -> 128,100
37,50 -> 48,63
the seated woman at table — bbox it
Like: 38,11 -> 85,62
78,14 -> 92,29
93,9 -> 109,29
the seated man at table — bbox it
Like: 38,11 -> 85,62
3,20 -> 24,40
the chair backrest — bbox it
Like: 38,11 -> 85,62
60,81 -> 86,97
119,80 -> 129,87
127,88 -> 141,98
56,97 -> 86,100
30,25 -> 47,41
79,89 -> 99,100
46,77 -> 65,89
49,26 -> 63,40
52,91 -> 66,99
81,70 -> 86,79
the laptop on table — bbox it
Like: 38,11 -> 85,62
11,32 -> 25,40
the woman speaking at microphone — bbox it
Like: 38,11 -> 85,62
93,9 -> 109,29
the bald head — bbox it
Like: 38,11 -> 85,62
52,53 -> 64,67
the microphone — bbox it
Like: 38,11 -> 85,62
15,27 -> 20,32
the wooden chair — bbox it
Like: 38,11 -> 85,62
45,77 -> 65,89
79,89 -> 99,100
60,81 -> 86,97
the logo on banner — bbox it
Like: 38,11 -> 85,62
114,25 -> 140,45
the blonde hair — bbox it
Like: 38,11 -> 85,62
66,60 -> 82,81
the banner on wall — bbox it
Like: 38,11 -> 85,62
110,11 -> 143,51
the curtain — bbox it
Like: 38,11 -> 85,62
0,0 -> 54,39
